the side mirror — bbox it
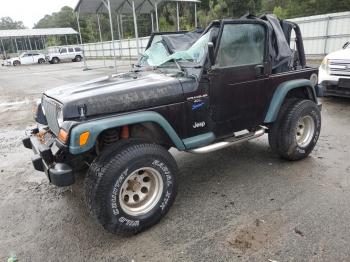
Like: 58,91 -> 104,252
207,42 -> 215,66
343,42 -> 349,49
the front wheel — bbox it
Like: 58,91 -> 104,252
85,142 -> 178,234
74,55 -> 82,62
268,99 -> 321,161
38,58 -> 45,64
13,60 -> 20,66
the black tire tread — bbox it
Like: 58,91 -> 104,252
85,141 -> 177,234
85,139 -> 144,214
268,98 -> 299,155
269,99 -> 321,161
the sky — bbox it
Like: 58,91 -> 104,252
0,0 -> 80,28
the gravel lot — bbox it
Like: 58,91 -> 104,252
0,61 -> 350,262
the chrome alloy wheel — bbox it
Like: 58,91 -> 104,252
296,115 -> 315,148
119,167 -> 163,216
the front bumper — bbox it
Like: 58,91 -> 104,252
318,79 -> 350,98
22,127 -> 75,187
1,60 -> 11,66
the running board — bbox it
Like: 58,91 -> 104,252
189,128 -> 266,154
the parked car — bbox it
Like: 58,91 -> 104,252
46,46 -> 83,64
2,52 -> 46,66
24,15 -> 321,235
318,42 -> 350,97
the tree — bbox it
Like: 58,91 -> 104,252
273,6 -> 288,19
0,17 -> 25,30
262,0 -> 350,18
30,0 -> 350,45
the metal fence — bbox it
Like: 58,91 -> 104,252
289,11 -> 350,58
81,37 -> 150,61
80,11 -> 350,61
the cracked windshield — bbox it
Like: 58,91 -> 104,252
139,31 -> 211,67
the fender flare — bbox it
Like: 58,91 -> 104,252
264,79 -> 317,123
69,111 -> 185,155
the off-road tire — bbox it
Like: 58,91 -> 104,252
268,99 -> 321,161
85,141 -> 178,234
13,60 -> 20,66
52,57 -> 60,64
85,138 -> 145,211
38,58 -> 45,64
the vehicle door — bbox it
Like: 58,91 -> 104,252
68,47 -> 75,59
208,20 -> 271,135
32,53 -> 40,64
59,48 -> 69,61
20,53 -> 34,65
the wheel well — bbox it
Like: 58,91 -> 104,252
96,122 -> 174,152
285,86 -> 315,102
130,122 -> 173,148
264,85 -> 317,124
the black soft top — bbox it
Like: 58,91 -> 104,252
161,29 -> 203,53
146,14 -> 305,71
242,13 -> 306,70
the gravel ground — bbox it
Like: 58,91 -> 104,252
0,61 -> 350,262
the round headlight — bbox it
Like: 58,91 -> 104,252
57,108 -> 64,126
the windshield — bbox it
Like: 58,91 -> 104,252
140,31 -> 211,68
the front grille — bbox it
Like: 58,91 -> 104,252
329,59 -> 350,76
42,96 -> 60,135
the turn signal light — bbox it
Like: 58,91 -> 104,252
79,131 -> 90,146
58,129 -> 69,143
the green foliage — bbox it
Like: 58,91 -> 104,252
45,36 -> 60,47
0,17 -> 25,30
273,6 -> 288,19
261,0 -> 350,18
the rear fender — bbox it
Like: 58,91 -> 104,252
264,79 -> 317,123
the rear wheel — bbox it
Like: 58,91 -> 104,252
75,55 -> 82,62
268,99 -> 321,161
51,57 -> 59,64
13,60 -> 20,66
85,142 -> 178,234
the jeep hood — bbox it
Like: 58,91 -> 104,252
44,71 -> 186,119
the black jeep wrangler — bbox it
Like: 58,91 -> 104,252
23,14 -> 321,234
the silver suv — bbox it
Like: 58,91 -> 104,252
46,46 -> 84,64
